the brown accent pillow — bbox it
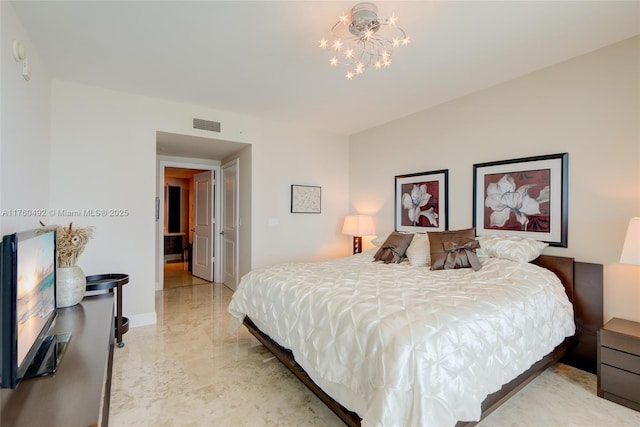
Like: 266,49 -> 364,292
428,228 -> 482,271
373,232 -> 414,264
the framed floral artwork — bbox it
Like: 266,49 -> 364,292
473,153 -> 568,247
395,170 -> 448,233
291,185 -> 321,213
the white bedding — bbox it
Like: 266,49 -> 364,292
228,252 -> 575,426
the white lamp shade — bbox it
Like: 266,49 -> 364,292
342,215 -> 376,237
620,217 -> 640,265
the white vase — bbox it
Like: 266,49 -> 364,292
56,265 -> 86,308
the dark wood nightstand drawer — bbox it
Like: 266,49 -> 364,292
600,364 -> 640,403
601,347 -> 640,375
600,319 -> 640,355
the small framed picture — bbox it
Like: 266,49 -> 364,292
291,185 -> 321,214
395,170 -> 448,233
473,153 -> 568,247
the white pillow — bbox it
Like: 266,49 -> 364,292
477,234 -> 548,263
371,232 -> 410,247
371,234 -> 388,247
406,233 -> 431,267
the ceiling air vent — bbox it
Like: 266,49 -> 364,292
193,118 -> 221,133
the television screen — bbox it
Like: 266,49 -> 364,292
1,227 -> 64,389
16,231 -> 56,367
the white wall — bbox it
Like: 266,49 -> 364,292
49,81 -> 350,325
349,36 -> 640,323
248,121 -> 351,268
1,2 -> 51,234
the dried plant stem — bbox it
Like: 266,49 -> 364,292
43,222 -> 95,268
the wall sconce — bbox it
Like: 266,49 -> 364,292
12,40 -> 30,81
342,215 -> 376,254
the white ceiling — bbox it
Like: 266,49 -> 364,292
11,1 -> 640,137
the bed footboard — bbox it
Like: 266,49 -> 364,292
245,314 -> 574,427
243,317 -> 361,427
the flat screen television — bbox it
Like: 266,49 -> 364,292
0,227 -> 70,389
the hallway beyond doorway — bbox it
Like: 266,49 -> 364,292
163,262 -> 211,289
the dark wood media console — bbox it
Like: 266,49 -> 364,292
0,294 -> 115,427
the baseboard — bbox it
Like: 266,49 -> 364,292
128,311 -> 157,328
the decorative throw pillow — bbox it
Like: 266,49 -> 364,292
406,233 -> 431,267
428,228 -> 482,271
477,234 -> 548,262
373,232 -> 414,264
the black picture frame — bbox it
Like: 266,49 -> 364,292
394,169 -> 448,233
290,185 -> 321,214
473,153 -> 568,247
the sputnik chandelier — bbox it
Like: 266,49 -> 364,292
319,2 -> 410,80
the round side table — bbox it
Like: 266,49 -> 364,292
86,274 -> 129,348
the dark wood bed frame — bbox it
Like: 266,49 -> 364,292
242,254 -> 603,426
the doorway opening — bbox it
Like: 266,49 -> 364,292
162,166 -> 212,289
155,130 -> 250,295
158,161 -> 221,291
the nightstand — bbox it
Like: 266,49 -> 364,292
598,317 -> 640,411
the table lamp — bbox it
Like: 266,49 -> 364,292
620,217 -> 640,265
596,217 -> 640,410
342,215 -> 376,254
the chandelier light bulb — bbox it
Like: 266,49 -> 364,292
319,2 -> 409,79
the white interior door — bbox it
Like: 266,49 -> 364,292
192,170 -> 214,281
222,160 -> 239,290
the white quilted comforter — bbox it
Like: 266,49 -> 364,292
228,252 -> 575,426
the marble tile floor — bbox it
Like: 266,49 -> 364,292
163,262 -> 209,289
110,283 -> 640,426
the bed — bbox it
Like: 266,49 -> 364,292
228,232 -> 602,426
